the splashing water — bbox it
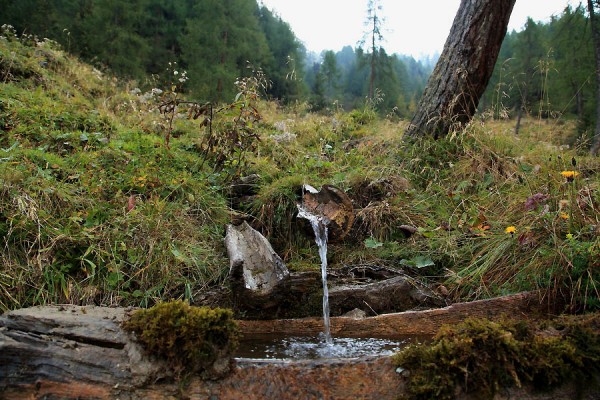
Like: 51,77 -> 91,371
236,335 -> 416,360
297,205 -> 332,344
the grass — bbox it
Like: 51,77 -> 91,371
0,28 -> 598,314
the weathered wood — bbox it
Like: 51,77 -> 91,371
588,0 -> 600,156
0,296 -> 596,400
328,275 -> 444,316
301,184 -> 354,241
0,306 -> 169,392
227,269 -> 443,319
225,221 -> 290,308
238,291 -> 546,337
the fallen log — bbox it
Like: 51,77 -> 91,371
238,291 -> 547,337
328,274 -> 444,316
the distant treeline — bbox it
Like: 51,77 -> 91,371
482,5 -> 595,131
0,0 -> 433,114
0,1 -> 594,125
0,0 -> 306,102
304,46 -> 435,116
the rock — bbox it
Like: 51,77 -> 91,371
225,221 -> 289,297
228,174 -> 261,210
271,132 -> 297,143
351,176 -> 411,208
229,174 -> 261,198
342,308 -> 368,319
398,224 -> 418,237
301,184 -> 354,241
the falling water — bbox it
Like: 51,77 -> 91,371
297,205 -> 333,344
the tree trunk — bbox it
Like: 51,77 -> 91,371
515,83 -> 529,135
588,0 -> 600,156
404,0 -> 516,140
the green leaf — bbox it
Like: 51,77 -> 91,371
107,271 -> 124,287
413,256 -> 435,268
81,258 -> 97,275
418,227 -> 435,238
364,237 -> 383,248
519,164 -> 533,173
171,246 -> 187,262
399,256 -> 435,269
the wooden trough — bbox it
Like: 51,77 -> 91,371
1,292 -> 594,400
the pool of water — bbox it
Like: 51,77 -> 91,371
235,334 -> 420,360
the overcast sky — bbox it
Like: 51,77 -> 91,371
259,0 -> 580,59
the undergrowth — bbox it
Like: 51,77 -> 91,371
0,26 -> 598,314
1,30 -> 230,310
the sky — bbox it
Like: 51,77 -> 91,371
259,0 -> 579,59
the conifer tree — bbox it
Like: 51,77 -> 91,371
181,0 -> 271,102
360,0 -> 385,100
321,50 -> 341,100
257,5 -> 306,102
587,0 -> 600,155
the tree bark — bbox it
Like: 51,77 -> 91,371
588,0 -> 600,156
404,0 -> 516,140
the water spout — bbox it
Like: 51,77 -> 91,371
297,205 -> 333,344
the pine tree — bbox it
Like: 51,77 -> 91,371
181,0 -> 271,102
360,0 -> 385,100
321,50 -> 341,100
257,5 -> 306,102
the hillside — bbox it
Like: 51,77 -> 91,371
0,29 -> 598,314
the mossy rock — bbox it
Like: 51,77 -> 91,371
122,300 -> 239,379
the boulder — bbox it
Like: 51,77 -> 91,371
225,221 -> 290,309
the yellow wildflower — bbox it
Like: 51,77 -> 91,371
559,212 -> 569,220
560,171 -> 579,182
505,226 -> 516,234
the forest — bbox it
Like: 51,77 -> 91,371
0,1 -> 599,399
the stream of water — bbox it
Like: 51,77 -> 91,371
297,205 -> 332,344
235,201 -> 424,360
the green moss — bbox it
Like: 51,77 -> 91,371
123,300 -> 239,376
393,315 -> 600,400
